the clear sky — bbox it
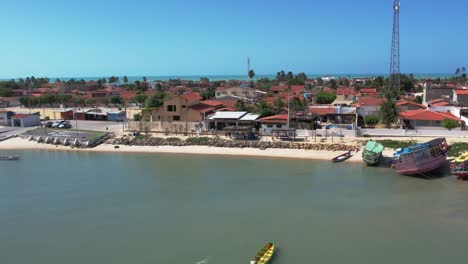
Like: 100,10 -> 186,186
0,0 -> 467,78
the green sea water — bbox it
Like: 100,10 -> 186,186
1,150 -> 468,264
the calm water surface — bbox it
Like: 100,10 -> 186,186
1,150 -> 467,264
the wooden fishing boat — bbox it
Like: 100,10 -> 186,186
0,156 -> 20,161
250,242 -> 275,264
392,138 -> 449,175
450,152 -> 468,180
332,151 -> 352,163
362,140 -> 384,165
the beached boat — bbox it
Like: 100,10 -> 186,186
362,140 -> 384,165
450,152 -> 468,180
392,138 -> 449,175
0,156 -> 20,161
332,151 -> 352,163
251,242 -> 275,264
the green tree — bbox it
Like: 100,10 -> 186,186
379,92 -> 398,128
255,101 -> 275,117
123,76 -> 129,83
296,73 -> 307,84
134,94 -> 148,105
329,79 -> 338,89
273,98 -> 285,111
289,97 -> 305,111
455,68 -> 461,75
462,66 -> 466,73
110,95 -> 123,105
414,95 -> 423,104
364,115 -> 380,128
248,69 -> 255,80
286,71 -> 294,80
442,119 -> 459,130
316,77 -> 324,86
144,93 -> 166,108
133,114 -> 142,121
316,91 -> 336,104
234,100 -> 248,111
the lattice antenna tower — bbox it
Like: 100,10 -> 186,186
388,0 -> 401,94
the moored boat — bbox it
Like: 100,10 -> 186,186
332,151 -> 352,163
450,152 -> 468,180
0,156 -> 20,161
251,242 -> 275,264
362,140 -> 384,165
392,138 -> 449,175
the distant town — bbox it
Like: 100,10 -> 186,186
1,69 -> 467,140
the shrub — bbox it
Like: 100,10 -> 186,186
133,114 -> 142,121
316,91 -> 336,104
364,115 -> 380,128
442,119 -> 459,130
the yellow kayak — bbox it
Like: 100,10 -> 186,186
454,152 -> 468,163
251,242 -> 275,264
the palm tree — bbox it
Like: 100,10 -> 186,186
123,76 -> 129,83
455,68 -> 461,75
462,67 -> 466,73
143,77 -> 147,82
248,69 -> 255,80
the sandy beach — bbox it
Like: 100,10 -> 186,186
0,137 -> 384,162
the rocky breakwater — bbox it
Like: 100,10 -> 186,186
109,136 -> 360,152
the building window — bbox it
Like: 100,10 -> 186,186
173,116 -> 180,121
267,124 -> 273,128
167,105 -> 177,112
182,105 -> 186,108
276,124 -> 282,128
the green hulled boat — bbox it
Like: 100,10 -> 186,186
362,140 -> 384,165
250,242 -> 275,264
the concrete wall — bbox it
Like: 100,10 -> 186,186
260,123 -> 287,134
128,120 -> 203,133
359,128 -> 467,137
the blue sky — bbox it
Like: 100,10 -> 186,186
0,0 -> 467,78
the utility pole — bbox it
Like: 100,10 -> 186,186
388,0 -> 401,94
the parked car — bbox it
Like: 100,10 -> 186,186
58,121 -> 72,129
44,121 -> 53,128
51,121 -> 63,128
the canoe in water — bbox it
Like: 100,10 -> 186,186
250,242 -> 275,264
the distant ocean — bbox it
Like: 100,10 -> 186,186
0,73 -> 456,82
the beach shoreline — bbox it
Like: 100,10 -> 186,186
0,137 -> 379,162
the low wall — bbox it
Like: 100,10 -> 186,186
127,121 -> 202,133
359,128 -> 468,137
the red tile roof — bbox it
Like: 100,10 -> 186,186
200,100 -> 223,107
427,99 -> 450,107
188,104 -> 215,113
11,114 -> 34,119
358,96 -> 386,106
120,92 -> 137,100
336,87 -> 356,96
0,109 -> 12,113
180,92 -> 202,102
454,89 -> 468,95
399,109 -> 461,121
270,85 -> 305,94
260,114 -> 288,124
359,88 -> 378,94
309,106 -> 336,115
396,100 -> 427,109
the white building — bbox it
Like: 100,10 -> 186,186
11,113 -> 41,127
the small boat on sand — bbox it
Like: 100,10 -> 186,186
450,152 -> 468,180
0,156 -> 20,161
332,151 -> 353,163
251,242 -> 275,264
362,140 -> 384,165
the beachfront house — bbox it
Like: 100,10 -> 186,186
399,109 -> 464,130
334,87 -> 357,105
356,96 -> 386,117
396,100 -> 427,112
0,110 -> 14,126
207,111 -> 259,131
259,114 -> 288,134
453,89 -> 468,107
10,113 -> 41,127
